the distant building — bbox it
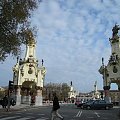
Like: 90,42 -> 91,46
0,87 -> 5,91
75,89 -> 119,106
76,92 -> 93,102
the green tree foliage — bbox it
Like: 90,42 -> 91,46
0,0 -> 40,61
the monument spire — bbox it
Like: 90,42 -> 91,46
25,31 -> 36,61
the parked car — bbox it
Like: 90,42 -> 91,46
83,100 -> 113,110
75,99 -> 94,108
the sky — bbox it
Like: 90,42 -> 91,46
0,0 -> 120,92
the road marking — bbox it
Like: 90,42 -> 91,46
95,112 -> 100,117
76,111 -> 80,117
76,110 -> 82,117
79,111 -> 82,117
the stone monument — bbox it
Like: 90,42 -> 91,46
12,32 -> 46,106
99,24 -> 120,103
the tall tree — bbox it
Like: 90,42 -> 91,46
0,0 -> 40,61
43,83 -> 70,101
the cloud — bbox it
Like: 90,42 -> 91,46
1,0 -> 120,92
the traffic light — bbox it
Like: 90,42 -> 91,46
9,81 -> 14,90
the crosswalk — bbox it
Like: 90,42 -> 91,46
74,110 -> 82,117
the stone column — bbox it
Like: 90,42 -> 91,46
35,87 -> 43,106
118,84 -> 120,118
15,86 -> 21,105
103,66 -> 111,103
21,88 -> 26,104
26,88 -> 31,105
103,86 -> 111,103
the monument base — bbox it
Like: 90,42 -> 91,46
35,96 -> 43,106
15,95 -> 21,105
104,97 -> 111,103
21,96 -> 31,105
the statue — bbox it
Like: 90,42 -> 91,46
112,24 -> 120,38
71,81 -> 72,86
42,59 -> 44,66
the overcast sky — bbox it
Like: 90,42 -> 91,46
1,0 -> 120,92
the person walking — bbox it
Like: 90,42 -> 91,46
51,92 -> 64,120
2,95 -> 8,108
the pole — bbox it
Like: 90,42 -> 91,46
7,82 -> 11,112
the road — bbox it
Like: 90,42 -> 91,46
0,104 -> 119,120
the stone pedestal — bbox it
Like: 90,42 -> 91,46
118,85 -> 120,106
104,86 -> 111,103
26,95 -> 31,105
15,87 -> 21,105
15,95 -> 21,105
104,96 -> 111,103
21,96 -> 31,104
21,96 -> 27,104
35,89 -> 42,106
35,96 -> 42,106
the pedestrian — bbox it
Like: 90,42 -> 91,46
51,92 -> 64,120
2,95 -> 8,108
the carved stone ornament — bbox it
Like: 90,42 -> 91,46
113,66 -> 118,73
28,68 -> 33,74
36,86 -> 43,90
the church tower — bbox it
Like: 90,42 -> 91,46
13,31 -> 46,106
68,81 -> 78,102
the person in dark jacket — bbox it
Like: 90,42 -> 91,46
2,95 -> 8,108
51,92 -> 64,120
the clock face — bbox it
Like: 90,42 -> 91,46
113,66 -> 118,73
28,68 -> 33,74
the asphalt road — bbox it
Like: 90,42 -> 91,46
0,104 -> 120,120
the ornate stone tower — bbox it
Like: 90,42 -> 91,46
12,32 -> 46,106
99,24 -> 120,103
